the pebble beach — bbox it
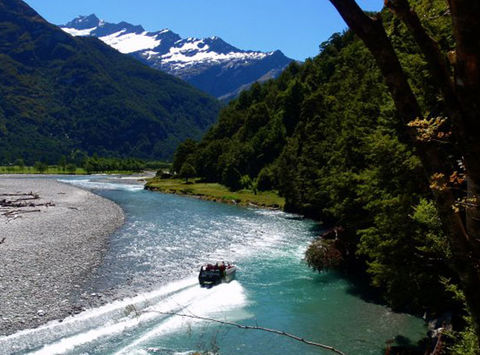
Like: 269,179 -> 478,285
0,177 -> 124,336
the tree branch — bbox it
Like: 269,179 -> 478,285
328,0 -> 480,342
449,0 -> 480,91
449,0 -> 480,184
383,0 -> 478,180
327,0 -> 477,248
152,311 -> 345,355
329,0 -> 421,124
385,0 -> 456,112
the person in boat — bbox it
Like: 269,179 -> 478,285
217,261 -> 226,277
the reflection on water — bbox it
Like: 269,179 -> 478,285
0,176 -> 426,354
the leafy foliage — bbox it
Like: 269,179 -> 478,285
442,282 -> 480,354
305,239 -> 343,272
0,0 -> 220,164
173,0 -> 462,317
83,155 -> 145,173
33,161 -> 47,173
172,139 -> 198,174
179,162 -> 196,183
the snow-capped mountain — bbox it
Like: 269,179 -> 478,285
61,15 -> 293,100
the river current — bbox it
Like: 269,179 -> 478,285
1,176 -> 426,354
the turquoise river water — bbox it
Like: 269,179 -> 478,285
1,176 -> 426,354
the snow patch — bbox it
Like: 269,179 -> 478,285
99,31 -> 162,54
162,50 -> 269,70
61,27 -> 96,36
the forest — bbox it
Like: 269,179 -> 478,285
172,0 -> 479,351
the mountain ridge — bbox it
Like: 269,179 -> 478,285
0,0 -> 220,163
61,14 -> 294,99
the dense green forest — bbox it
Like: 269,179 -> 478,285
173,0 -> 478,350
0,0 -> 220,164
0,155 -> 168,174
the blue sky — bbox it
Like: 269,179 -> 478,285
23,0 -> 383,60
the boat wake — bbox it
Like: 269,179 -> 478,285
0,279 -> 249,355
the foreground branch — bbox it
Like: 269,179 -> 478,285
152,311 -> 345,355
329,0 -> 480,342
385,0 -> 456,106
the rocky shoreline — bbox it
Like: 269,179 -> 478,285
0,178 -> 124,336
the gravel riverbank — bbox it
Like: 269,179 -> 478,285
0,178 -> 124,336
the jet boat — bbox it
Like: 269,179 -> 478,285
199,261 -> 236,287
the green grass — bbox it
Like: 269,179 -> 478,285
145,178 -> 285,209
0,166 -> 144,175
0,166 -> 87,175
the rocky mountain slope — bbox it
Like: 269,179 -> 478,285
61,15 -> 293,100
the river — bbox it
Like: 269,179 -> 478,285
2,176 -> 426,354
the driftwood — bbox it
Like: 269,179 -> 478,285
151,311 -> 345,355
0,192 -> 54,220
0,201 -> 54,208
2,209 -> 41,217
0,192 -> 42,208
0,192 -> 39,197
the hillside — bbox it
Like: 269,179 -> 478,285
61,14 -> 293,100
0,0 -> 221,164
171,0 -> 469,325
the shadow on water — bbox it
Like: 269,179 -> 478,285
344,274 -> 428,353
310,266 -> 385,305
394,335 -> 415,346
311,269 -> 428,355
386,334 -> 426,355
310,270 -> 345,285
307,222 -> 325,235
343,271 -> 385,305
310,269 -> 385,309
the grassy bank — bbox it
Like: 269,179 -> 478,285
145,178 -> 285,209
0,166 -> 87,175
0,166 -> 150,175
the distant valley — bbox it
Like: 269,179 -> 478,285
61,15 -> 293,100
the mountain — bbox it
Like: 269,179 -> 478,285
61,15 -> 293,100
0,0 -> 220,164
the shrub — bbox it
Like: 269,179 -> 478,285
179,162 -> 196,183
305,239 -> 343,272
240,175 -> 253,189
33,161 -> 48,173
257,166 -> 275,191
221,164 -> 242,191
66,163 -> 77,174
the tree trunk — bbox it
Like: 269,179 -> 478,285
450,0 -> 480,244
329,0 -> 480,342
384,0 -> 480,251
